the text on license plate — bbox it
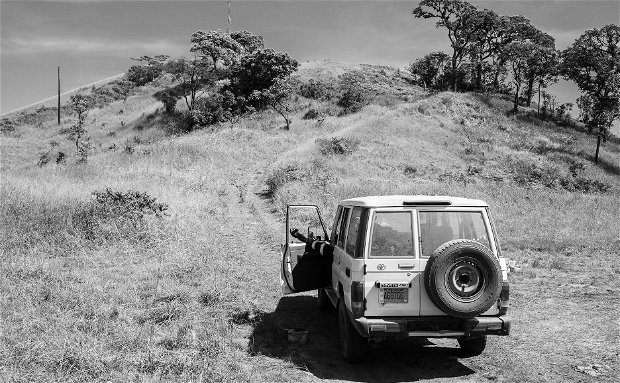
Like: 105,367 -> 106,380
379,288 -> 408,304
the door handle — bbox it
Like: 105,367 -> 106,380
398,263 -> 415,269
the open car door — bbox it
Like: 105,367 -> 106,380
281,205 -> 332,295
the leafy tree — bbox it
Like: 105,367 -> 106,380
165,56 -> 216,111
337,70 -> 370,114
503,41 -> 536,112
66,94 -> 93,162
503,40 -> 559,112
561,24 -> 620,142
250,79 -> 295,130
489,15 -> 548,91
466,8 -> 502,91
413,0 -> 478,91
190,30 -> 244,70
230,30 -> 265,54
126,55 -> 169,86
225,48 -> 299,128
407,51 -> 450,89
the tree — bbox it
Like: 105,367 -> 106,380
226,48 -> 299,128
413,0 -> 478,91
489,15 -> 546,91
503,41 -> 535,111
561,24 -> 620,143
407,51 -> 450,89
66,94 -> 93,163
523,32 -> 557,107
466,8 -> 502,91
230,30 -> 265,54
126,55 -> 169,86
165,56 -> 216,111
190,30 -> 244,70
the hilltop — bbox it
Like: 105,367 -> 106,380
1,61 -> 619,382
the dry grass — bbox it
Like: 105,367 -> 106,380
1,61 -> 619,382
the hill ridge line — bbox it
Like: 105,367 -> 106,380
1,73 -> 124,117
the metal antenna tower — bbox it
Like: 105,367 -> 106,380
227,0 -> 231,34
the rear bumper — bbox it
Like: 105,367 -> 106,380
353,315 -> 511,339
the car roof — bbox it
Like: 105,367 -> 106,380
339,195 -> 488,207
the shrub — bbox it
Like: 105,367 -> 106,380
126,65 -> 162,87
316,136 -> 360,156
299,79 -> 335,100
0,118 -> 16,134
302,108 -> 320,120
337,70 -> 369,115
158,90 -> 178,114
264,164 -> 303,196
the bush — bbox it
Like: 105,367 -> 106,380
337,70 -> 369,115
158,90 -> 178,114
299,79 -> 335,100
264,164 -> 303,196
316,136 -> 360,156
302,108 -> 320,120
72,189 -> 169,242
1,118 -> 16,134
126,65 -> 162,87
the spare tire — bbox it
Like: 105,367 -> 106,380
424,240 -> 502,318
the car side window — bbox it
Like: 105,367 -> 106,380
337,208 -> 351,249
345,207 -> 362,255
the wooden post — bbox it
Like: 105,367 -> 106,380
57,67 -> 61,125
595,135 -> 601,164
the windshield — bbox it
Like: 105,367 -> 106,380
419,211 -> 490,257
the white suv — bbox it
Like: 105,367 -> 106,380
281,195 -> 511,363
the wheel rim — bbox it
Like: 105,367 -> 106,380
444,256 -> 487,302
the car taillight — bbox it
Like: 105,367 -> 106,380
499,281 -> 509,315
351,281 -> 365,317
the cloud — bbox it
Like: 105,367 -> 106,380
2,36 -> 185,57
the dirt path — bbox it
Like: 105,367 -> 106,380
224,123 -> 619,383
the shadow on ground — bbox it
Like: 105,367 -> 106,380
248,295 -> 476,382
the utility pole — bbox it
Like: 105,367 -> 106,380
57,67 -> 61,125
227,0 -> 231,34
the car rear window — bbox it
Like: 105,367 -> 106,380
419,211 -> 490,257
369,212 -> 414,258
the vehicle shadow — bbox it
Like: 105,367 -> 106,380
249,295 -> 476,382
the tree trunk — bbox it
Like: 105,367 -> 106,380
475,62 -> 482,91
451,56 -> 458,92
537,82 -> 541,117
513,84 -> 520,112
526,76 -> 535,107
594,135 -> 601,164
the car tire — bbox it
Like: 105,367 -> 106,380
338,301 -> 367,363
318,288 -> 335,311
458,335 -> 487,355
425,240 -> 502,318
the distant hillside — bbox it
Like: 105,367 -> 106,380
1,61 -> 619,382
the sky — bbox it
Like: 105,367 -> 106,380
1,0 -> 619,133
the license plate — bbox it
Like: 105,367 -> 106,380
379,288 -> 408,304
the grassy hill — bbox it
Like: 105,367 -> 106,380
1,61 -> 619,382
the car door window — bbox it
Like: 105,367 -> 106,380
369,211 -> 414,257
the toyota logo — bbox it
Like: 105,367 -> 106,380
377,264 -> 386,270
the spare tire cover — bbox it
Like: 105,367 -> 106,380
424,239 -> 502,318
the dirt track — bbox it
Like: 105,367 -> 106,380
230,128 -> 620,383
